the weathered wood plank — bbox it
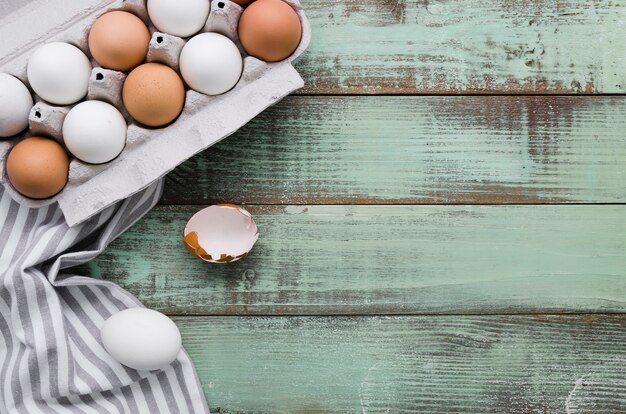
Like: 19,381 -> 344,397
295,0 -> 626,93
177,315 -> 626,413
80,205 -> 626,315
162,96 -> 626,205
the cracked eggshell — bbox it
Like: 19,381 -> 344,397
183,204 -> 259,263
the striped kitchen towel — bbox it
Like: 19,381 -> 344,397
0,180 -> 209,414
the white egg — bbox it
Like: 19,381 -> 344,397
63,101 -> 127,164
27,42 -> 92,105
180,33 -> 243,96
0,73 -> 33,137
101,308 -> 182,371
147,0 -> 211,37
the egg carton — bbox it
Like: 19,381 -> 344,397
0,0 -> 310,226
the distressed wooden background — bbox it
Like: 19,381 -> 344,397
81,0 -> 626,412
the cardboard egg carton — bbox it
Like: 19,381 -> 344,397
0,0 -> 310,226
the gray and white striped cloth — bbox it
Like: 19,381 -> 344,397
0,180 -> 209,413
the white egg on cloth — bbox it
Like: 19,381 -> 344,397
0,73 -> 33,137
101,308 -> 182,371
62,100 -> 127,164
179,32 -> 243,96
147,0 -> 211,37
183,204 -> 259,263
27,42 -> 92,105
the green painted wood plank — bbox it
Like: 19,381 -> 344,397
79,205 -> 626,315
177,315 -> 626,413
296,0 -> 626,93
162,96 -> 626,205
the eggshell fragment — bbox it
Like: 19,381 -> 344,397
101,308 -> 182,371
183,204 -> 259,263
0,74 -> 33,138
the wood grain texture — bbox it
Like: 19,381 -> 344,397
162,96 -> 626,205
79,205 -> 626,315
295,0 -> 626,93
177,315 -> 626,413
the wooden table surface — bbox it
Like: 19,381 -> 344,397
81,1 -> 626,412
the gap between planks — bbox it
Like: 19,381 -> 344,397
81,204 -> 626,316
165,312 -> 626,317
158,202 -> 626,206
295,93 -> 626,97
177,314 -> 626,413
161,95 -> 626,205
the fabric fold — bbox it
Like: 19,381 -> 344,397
0,181 -> 209,414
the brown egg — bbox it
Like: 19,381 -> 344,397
238,0 -> 302,62
89,11 -> 150,72
6,137 -> 69,199
122,63 -> 186,127
232,0 -> 256,6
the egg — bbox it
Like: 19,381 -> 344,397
238,0 -> 302,62
27,42 -> 92,105
183,204 -> 259,263
101,308 -> 182,371
232,0 -> 256,6
89,11 -> 150,72
123,63 -> 186,127
179,33 -> 243,96
0,74 -> 33,138
147,0 -> 211,37
62,101 -> 127,164
6,137 -> 69,199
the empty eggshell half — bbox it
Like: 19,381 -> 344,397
183,204 -> 259,263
